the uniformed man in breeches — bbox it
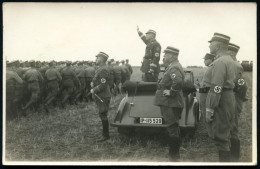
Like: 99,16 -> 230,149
199,53 -> 215,135
12,60 -> 25,113
22,60 -> 44,112
113,61 -> 122,96
6,61 -> 23,120
120,60 -> 130,84
137,26 -> 161,82
228,43 -> 248,161
44,61 -> 62,113
75,62 -> 88,102
206,33 -> 236,162
60,61 -> 81,108
90,52 -> 111,142
154,46 -> 185,161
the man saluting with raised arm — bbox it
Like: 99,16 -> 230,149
137,26 -> 161,82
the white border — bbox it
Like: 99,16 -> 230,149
2,2 -> 257,166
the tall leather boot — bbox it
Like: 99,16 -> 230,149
97,119 -> 110,142
219,151 -> 231,162
169,137 -> 180,161
230,139 -> 240,161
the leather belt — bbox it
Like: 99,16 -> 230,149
199,87 -> 210,93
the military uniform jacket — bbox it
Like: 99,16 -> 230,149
61,67 -> 80,86
77,66 -> 88,78
6,70 -> 23,86
201,64 -> 214,88
14,67 -> 24,78
45,68 -> 62,81
86,66 -> 95,78
234,61 -> 248,100
125,63 -> 133,74
23,68 -> 44,82
113,65 -> 122,85
138,32 -> 161,73
107,65 -> 115,86
206,55 -> 236,110
154,60 -> 185,108
92,65 -> 111,98
120,65 -> 130,79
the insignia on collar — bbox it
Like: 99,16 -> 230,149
238,78 -> 245,86
101,78 -> 106,83
213,86 -> 222,93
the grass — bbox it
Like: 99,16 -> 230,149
5,67 -> 253,163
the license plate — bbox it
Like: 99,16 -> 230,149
140,118 -> 162,124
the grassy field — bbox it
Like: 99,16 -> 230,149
5,67 -> 253,163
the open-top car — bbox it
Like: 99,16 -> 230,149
111,70 -> 200,137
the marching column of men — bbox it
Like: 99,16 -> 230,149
6,58 -> 133,120
6,27 -> 248,162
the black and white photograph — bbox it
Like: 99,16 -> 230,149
3,2 -> 257,165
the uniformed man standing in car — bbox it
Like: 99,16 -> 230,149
91,52 -> 111,142
199,53 -> 215,135
206,33 -> 236,162
137,26 -> 161,82
227,43 -> 248,161
154,46 -> 185,161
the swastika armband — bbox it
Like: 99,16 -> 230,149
101,78 -> 106,83
155,53 -> 160,57
211,85 -> 222,94
237,78 -> 245,86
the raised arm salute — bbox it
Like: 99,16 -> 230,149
137,26 -> 161,82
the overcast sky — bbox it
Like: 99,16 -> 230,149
3,3 -> 256,66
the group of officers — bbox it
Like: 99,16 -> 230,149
6,57 -> 133,120
6,26 -> 248,162
137,26 -> 247,162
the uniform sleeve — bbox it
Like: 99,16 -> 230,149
93,69 -> 110,93
206,60 -> 226,110
56,70 -> 62,81
138,31 -> 148,44
151,43 -> 161,65
168,67 -> 184,95
23,72 -> 27,81
13,72 -> 23,84
72,70 -> 81,86
40,71 -> 44,82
